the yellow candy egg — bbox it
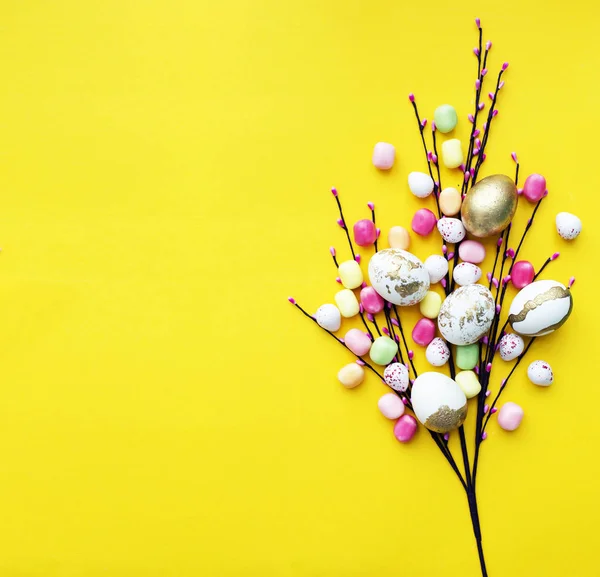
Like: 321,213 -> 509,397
455,370 -> 481,399
439,187 -> 462,216
388,226 -> 410,250
419,291 -> 442,319
334,289 -> 359,318
442,139 -> 464,169
338,259 -> 363,289
337,363 -> 365,388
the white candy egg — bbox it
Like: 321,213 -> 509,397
498,333 -> 524,361
452,262 -> 482,286
438,284 -> 495,345
424,254 -> 449,284
437,218 -> 466,243
411,372 -> 467,433
315,304 -> 341,332
408,171 -> 434,198
425,338 -> 450,367
527,360 -> 553,386
508,280 -> 573,337
368,249 -> 430,306
556,212 -> 582,240
384,362 -> 409,392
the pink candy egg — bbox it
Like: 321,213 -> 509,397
458,240 -> 486,263
411,208 -> 437,236
412,318 -> 436,346
360,286 -> 385,314
394,414 -> 418,443
511,260 -> 535,289
497,402 -> 524,431
378,393 -> 405,419
344,328 -> 372,356
353,219 -> 377,246
522,174 -> 546,203
372,142 -> 395,170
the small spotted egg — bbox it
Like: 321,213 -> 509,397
315,304 -> 341,332
437,218 -> 466,243
555,212 -> 582,240
527,360 -> 553,386
452,262 -> 482,286
425,337 -> 450,367
498,333 -> 524,361
424,254 -> 449,284
384,362 -> 409,392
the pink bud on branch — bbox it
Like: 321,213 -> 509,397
367,202 -> 374,211
330,247 -> 336,257
408,93 -> 415,102
288,297 -> 296,304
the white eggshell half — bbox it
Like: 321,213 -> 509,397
437,218 -> 466,243
498,333 -> 524,361
384,362 -> 409,392
508,280 -> 572,337
453,262 -> 482,286
315,304 -> 341,332
438,284 -> 495,345
527,360 -> 553,386
424,254 -> 449,284
408,171 -> 434,198
425,338 -> 450,367
368,249 -> 430,306
411,372 -> 467,433
555,212 -> 582,240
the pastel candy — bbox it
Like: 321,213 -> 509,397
408,172 -> 434,198
437,217 -> 466,243
419,291 -> 442,319
458,240 -> 486,263
455,343 -> 479,370
439,187 -> 462,216
388,226 -> 410,250
344,328 -> 372,356
394,414 -> 418,443
378,393 -> 405,419
372,142 -> 396,170
434,104 -> 458,134
511,260 -> 535,289
412,318 -> 436,347
315,304 -> 341,332
412,208 -> 437,236
370,336 -> 398,366
522,174 -> 546,203
338,259 -> 363,289
334,289 -> 360,318
455,370 -> 481,398
360,286 -> 385,314
424,254 -> 448,284
498,402 -> 524,431
353,219 -> 377,246
337,363 -> 365,388
442,139 -> 463,169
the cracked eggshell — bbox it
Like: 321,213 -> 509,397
368,249 -> 430,306
508,280 -> 573,337
411,372 -> 467,433
438,284 -> 495,345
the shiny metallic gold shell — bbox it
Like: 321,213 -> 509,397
461,174 -> 518,238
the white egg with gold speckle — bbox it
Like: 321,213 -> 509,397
368,249 -> 430,306
411,372 -> 467,433
437,284 -> 494,345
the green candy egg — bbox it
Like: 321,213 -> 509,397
369,336 -> 398,366
455,343 -> 479,370
434,104 -> 458,134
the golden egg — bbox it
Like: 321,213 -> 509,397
461,174 -> 518,238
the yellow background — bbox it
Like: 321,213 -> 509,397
0,1 -> 597,575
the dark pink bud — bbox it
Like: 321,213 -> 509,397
355,254 -> 361,263
427,151 -> 433,162
432,154 -> 438,164
361,281 -> 367,288
356,359 -> 365,366
331,188 -> 338,196
475,138 -> 482,147
492,277 -> 499,288
569,276 -> 576,288
468,114 -> 475,123
487,272 -> 492,282
447,252 -> 455,260
387,302 -> 392,309
402,396 -> 408,404
459,164 -> 465,172
502,62 -> 509,70
475,17 -> 481,28
408,93 -> 415,102
478,102 -> 485,111
408,350 -> 414,360
473,148 -> 480,156
511,152 -> 518,163
499,80 -> 505,89
367,201 -> 374,210
501,378 -> 507,387
391,318 -> 399,327
473,47 -> 480,57
475,79 -> 481,90
421,119 -> 427,128
482,122 -> 487,131
492,109 -> 499,117
395,335 -> 400,343
517,188 -> 524,195
464,172 -> 470,183
486,40 -> 492,50
330,247 -> 336,257
444,433 -> 450,441
495,304 -> 501,314
497,237 -> 503,247
482,432 -> 488,441
441,278 -> 447,288
485,390 -> 491,397
474,365 -> 480,375
484,404 -> 489,414
506,248 -> 515,258
491,407 -> 498,414
367,313 -> 374,322
337,218 -> 344,228
432,121 -> 437,132
483,336 -> 489,345
470,167 -> 475,177
488,92 -> 495,100
551,252 -> 560,261
473,128 -> 481,138
481,68 -> 488,76
382,327 -> 390,336
442,245 -> 447,254
288,297 -> 296,304
482,153 -> 487,161
486,362 -> 492,372
336,277 -> 342,284
502,275 -> 511,285
376,228 -> 381,238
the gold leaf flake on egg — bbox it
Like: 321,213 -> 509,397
508,285 -> 572,325
425,403 -> 468,433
